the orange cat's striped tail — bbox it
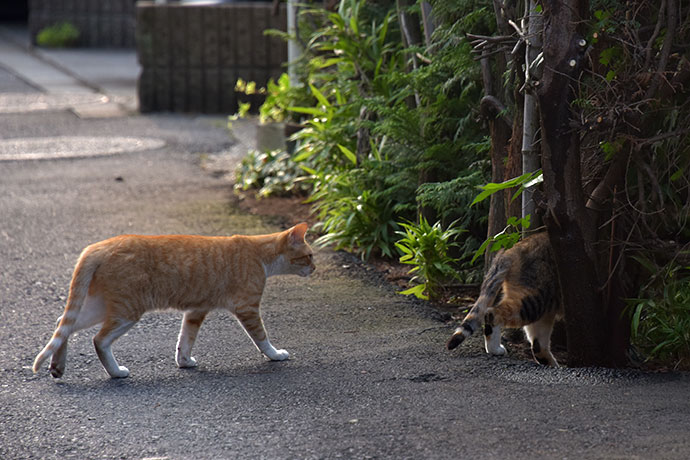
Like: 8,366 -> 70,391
32,247 -> 100,373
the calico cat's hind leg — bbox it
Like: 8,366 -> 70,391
176,310 -> 208,368
93,316 -> 136,378
483,298 -> 524,357
523,313 -> 559,367
483,311 -> 506,356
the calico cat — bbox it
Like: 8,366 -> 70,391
446,232 -> 563,366
33,223 -> 315,379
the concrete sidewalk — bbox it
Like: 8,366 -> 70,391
0,24 -> 256,166
0,24 -> 138,117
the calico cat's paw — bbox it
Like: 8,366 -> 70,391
487,343 -> 507,356
446,329 -> 466,350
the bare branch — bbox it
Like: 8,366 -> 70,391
643,0 -> 666,71
644,0 -> 677,100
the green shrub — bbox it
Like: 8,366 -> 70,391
36,22 -> 80,48
628,258 -> 690,368
308,166 -> 401,260
230,0 -> 492,273
231,73 -> 311,125
395,216 -> 464,300
234,150 -> 309,198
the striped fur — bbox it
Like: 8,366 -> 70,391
446,232 -> 563,366
32,223 -> 315,379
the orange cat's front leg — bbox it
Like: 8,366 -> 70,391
176,310 -> 208,368
235,304 -> 289,361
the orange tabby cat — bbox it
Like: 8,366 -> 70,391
33,223 -> 315,379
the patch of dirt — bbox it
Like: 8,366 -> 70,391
234,192 -> 316,229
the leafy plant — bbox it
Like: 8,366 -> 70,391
230,78 -> 263,122
234,150 -> 309,198
36,22 -> 80,48
471,215 -> 531,263
308,166 -> 401,260
628,258 -> 690,368
289,83 -> 357,173
395,216 -> 464,300
260,73 -> 293,124
468,171 -> 542,262
228,0 -> 491,273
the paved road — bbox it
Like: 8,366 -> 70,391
1,27 -> 689,460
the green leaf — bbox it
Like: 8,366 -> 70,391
287,106 -> 325,116
670,169 -> 684,182
337,144 -> 357,165
315,57 -> 344,69
293,149 -> 316,162
309,83 -> 331,109
512,173 -> 543,201
471,237 -> 492,264
399,284 -> 428,300
471,171 -> 541,206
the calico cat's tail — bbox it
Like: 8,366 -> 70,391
32,247 -> 101,374
446,253 -> 512,350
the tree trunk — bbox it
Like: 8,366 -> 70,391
420,2 -> 435,46
537,0 -> 612,367
480,58 -> 510,270
482,98 -> 511,270
521,0 -> 542,231
497,0 -> 522,224
505,90 -> 523,222
481,0 -> 515,270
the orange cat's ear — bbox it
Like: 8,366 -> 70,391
287,222 -> 308,246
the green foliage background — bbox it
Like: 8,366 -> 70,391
234,0 -> 690,365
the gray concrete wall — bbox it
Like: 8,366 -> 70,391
136,2 -> 287,114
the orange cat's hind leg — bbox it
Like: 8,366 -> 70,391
93,316 -> 136,378
49,294 -> 107,378
176,311 -> 208,368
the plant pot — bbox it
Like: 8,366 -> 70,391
256,122 -> 286,153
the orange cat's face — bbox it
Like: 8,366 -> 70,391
282,223 -> 315,277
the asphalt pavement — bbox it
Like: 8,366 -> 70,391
1,25 -> 689,460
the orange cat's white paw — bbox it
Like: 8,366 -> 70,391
109,366 -> 130,379
176,356 -> 198,368
268,349 -> 290,361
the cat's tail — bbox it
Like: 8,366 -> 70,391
32,246 -> 101,374
446,253 -> 512,350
